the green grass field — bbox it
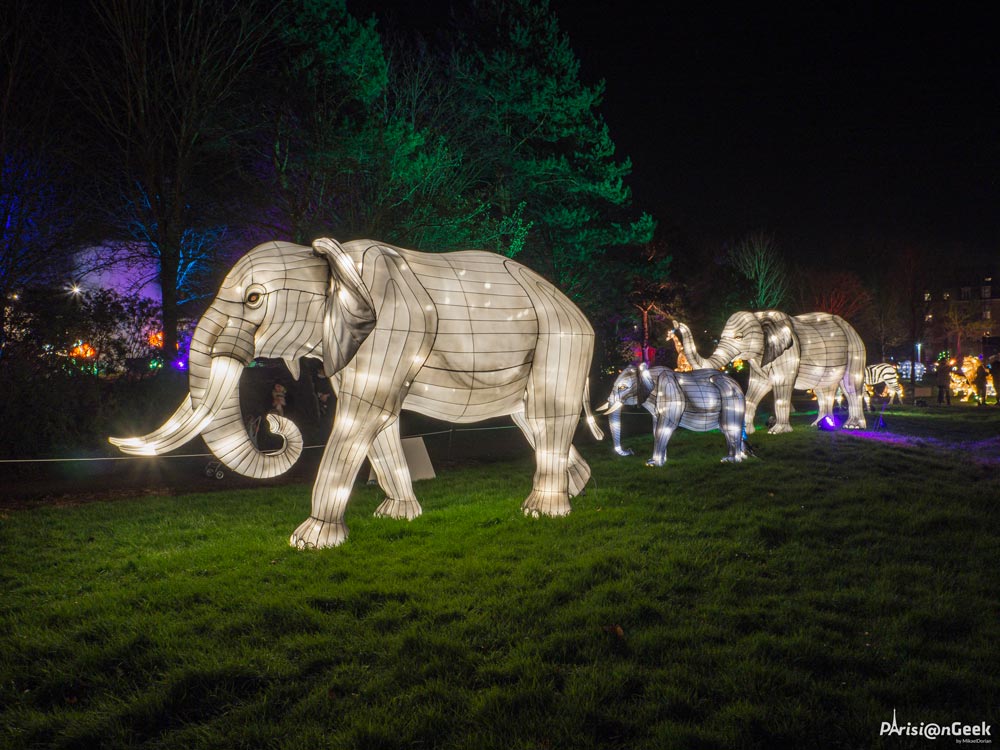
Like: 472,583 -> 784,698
2,405 -> 998,749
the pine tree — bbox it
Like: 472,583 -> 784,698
458,0 -> 654,307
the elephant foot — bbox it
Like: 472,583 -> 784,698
374,497 -> 422,520
721,453 -> 745,463
522,490 -> 572,518
290,516 -> 348,549
645,457 -> 665,467
841,418 -> 864,430
744,423 -> 757,435
614,447 -> 634,457
768,423 -> 793,435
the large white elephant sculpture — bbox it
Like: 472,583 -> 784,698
672,311 -> 866,434
111,239 -> 603,548
597,362 -> 749,465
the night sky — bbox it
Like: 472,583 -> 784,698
551,4 -> 999,265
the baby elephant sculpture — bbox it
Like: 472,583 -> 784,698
111,238 -> 603,548
597,363 -> 749,466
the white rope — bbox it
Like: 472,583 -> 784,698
0,425 -> 522,464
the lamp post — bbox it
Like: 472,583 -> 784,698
912,341 -> 922,402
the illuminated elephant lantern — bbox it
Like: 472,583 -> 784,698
597,362 -> 748,465
111,239 -> 603,548
672,311 -> 866,434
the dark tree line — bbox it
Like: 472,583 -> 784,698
2,0 -> 655,370
1,0 -> 955,459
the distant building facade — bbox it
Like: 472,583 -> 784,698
922,268 -> 999,360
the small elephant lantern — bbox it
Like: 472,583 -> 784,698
597,363 -> 749,465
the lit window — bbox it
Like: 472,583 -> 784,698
943,291 -> 951,300
924,313 -> 933,322
923,291 -> 931,301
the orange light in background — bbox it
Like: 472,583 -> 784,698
70,342 -> 96,359
148,331 -> 164,348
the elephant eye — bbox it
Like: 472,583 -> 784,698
734,334 -> 744,340
244,284 -> 266,308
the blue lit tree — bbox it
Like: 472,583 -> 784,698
69,0 -> 273,366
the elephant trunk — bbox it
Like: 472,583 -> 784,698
601,400 -> 632,457
110,305 -> 303,478
609,407 -> 624,452
672,321 -> 732,370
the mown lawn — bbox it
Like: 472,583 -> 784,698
2,405 -> 998,749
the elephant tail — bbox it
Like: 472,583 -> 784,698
583,378 -> 605,440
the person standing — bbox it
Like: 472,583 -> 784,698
974,361 -> 989,406
271,382 -> 287,416
935,363 -> 952,405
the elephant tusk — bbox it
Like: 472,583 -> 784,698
110,357 -> 245,456
109,396 -> 198,453
594,401 -> 610,413
602,401 -> 624,414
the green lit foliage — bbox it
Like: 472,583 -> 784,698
456,0 -> 654,306
263,1 -> 523,252
727,232 -> 789,310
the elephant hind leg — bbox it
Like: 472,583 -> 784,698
512,409 -> 590,497
812,388 -> 837,426
520,322 -> 592,516
567,446 -> 592,496
369,417 -> 422,520
521,413 -> 577,516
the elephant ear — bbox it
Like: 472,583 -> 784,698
759,314 -> 795,368
313,238 -> 376,376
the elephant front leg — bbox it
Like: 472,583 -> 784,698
743,374 -> 773,434
368,417 -> 422,520
769,383 -> 794,434
648,399 -> 684,466
290,403 -> 386,549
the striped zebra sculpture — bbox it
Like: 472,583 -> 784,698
864,363 -> 904,409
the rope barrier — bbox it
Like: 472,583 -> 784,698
0,425 -> 522,465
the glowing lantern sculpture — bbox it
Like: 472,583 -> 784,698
863,363 -> 904,409
70,341 -> 96,359
597,362 -> 748,465
672,311 -> 866,434
110,239 -> 603,548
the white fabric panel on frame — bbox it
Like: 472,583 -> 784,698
112,238 -> 603,548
